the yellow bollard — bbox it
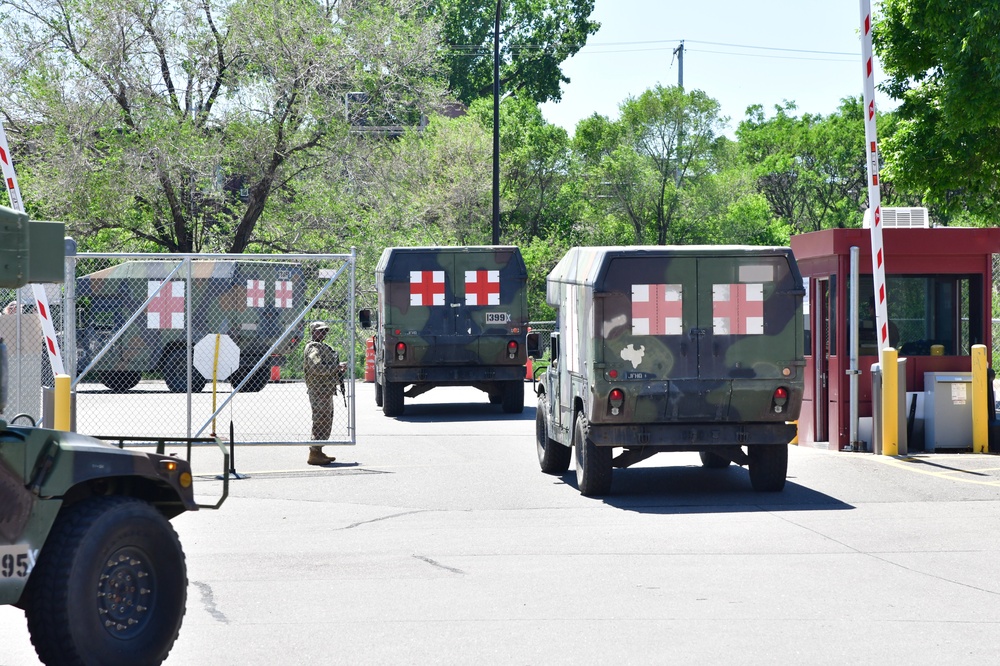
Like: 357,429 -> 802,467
54,373 -> 71,432
971,344 -> 988,453
881,348 -> 898,456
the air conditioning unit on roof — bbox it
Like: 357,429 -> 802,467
864,207 -> 930,228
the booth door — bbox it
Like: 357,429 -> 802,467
813,278 -> 830,442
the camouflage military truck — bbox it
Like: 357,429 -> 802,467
361,246 -> 530,416
76,260 -> 305,392
0,421 -> 221,665
534,246 -> 805,496
1,204 -> 225,664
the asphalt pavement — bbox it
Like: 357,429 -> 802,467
2,383 -> 1000,665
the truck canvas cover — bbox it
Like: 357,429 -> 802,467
376,246 -> 529,367
547,245 -> 804,423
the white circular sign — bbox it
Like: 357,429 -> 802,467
193,334 -> 240,380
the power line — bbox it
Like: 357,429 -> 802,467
446,38 -> 859,58
686,48 -> 857,63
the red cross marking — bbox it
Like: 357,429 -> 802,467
147,280 -> 185,329
410,271 -> 445,306
247,280 -> 265,307
464,270 -> 500,306
631,284 -> 683,335
275,281 -> 293,308
713,283 -> 764,335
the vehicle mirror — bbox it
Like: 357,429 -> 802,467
526,332 -> 540,359
358,308 -> 372,328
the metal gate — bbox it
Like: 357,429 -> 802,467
5,251 -> 358,446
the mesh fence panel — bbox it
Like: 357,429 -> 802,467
1,254 -> 356,446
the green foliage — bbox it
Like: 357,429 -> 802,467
520,235 -> 566,320
571,85 -> 729,246
433,0 -> 599,105
736,98 -> 913,233
0,0 -> 445,253
875,0 -> 1000,219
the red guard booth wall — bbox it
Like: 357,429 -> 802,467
790,226 -> 1000,451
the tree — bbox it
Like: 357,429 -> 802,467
432,0 -> 598,105
573,85 -> 727,245
465,96 -> 574,241
736,98 -> 907,233
0,0 -> 445,253
875,0 -> 1000,219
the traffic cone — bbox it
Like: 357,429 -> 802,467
525,356 -> 533,381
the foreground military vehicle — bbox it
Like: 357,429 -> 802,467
76,260 -> 305,392
0,422 -> 223,665
1,204 -> 225,664
535,245 -> 804,496
362,246 -> 530,416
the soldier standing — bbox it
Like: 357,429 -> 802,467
303,321 -> 347,465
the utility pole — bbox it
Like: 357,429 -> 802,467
673,40 -> 684,89
673,40 -> 684,191
492,1 -> 502,246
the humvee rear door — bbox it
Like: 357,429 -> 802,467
600,255 -> 700,381
696,255 -> 800,381
384,249 -> 525,365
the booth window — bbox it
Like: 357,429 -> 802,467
852,274 -> 982,356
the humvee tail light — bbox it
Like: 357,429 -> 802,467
772,386 -> 789,413
609,388 -> 625,415
608,369 -> 618,379
507,340 -> 518,359
395,342 -> 406,360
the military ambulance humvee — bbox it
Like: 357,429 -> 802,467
534,246 -> 805,496
362,246 -> 530,416
76,260 -> 304,392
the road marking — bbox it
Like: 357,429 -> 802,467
874,455 -> 1000,487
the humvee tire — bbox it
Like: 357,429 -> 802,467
383,381 -> 404,416
231,365 -> 269,393
488,391 -> 502,405
163,348 -> 206,393
748,444 -> 788,492
24,496 -> 187,666
96,371 -> 142,392
536,396 -> 570,474
375,381 -> 384,407
699,451 -> 731,468
573,415 -> 612,496
500,380 -> 524,414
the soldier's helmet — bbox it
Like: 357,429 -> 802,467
309,321 -> 329,336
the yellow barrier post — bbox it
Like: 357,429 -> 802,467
971,344 -> 988,453
881,348 -> 898,456
54,373 -> 71,432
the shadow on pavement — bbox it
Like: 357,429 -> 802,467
395,403 -> 536,423
558,465 -> 854,514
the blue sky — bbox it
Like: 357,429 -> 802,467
539,0 -> 894,136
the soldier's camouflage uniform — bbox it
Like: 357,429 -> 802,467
303,331 -> 342,443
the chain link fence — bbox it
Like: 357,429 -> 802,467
1,252 -> 357,446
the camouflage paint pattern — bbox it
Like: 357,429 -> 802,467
541,246 -> 805,448
374,246 -> 529,386
76,260 -> 305,385
0,424 -> 195,605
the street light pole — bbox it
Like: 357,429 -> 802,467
492,1 -> 501,245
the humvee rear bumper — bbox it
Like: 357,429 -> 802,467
385,365 -> 525,384
586,422 -> 796,449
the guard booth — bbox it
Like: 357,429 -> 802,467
790,223 -> 1000,451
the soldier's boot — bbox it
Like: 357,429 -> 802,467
307,447 -> 336,466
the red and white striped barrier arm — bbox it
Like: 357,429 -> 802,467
860,0 -> 889,353
0,120 -> 66,376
